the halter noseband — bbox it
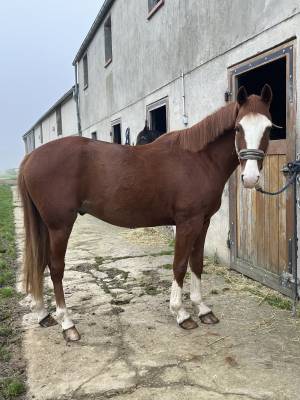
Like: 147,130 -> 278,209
238,149 -> 265,161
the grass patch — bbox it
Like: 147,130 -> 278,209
149,250 -> 173,257
1,378 -> 25,398
0,287 -> 15,299
0,345 -> 11,362
0,326 -> 12,337
0,185 -> 26,399
168,239 -> 175,248
161,264 -> 172,270
264,294 -> 292,310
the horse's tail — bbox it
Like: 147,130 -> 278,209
18,156 -> 49,300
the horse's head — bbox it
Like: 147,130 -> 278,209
235,84 -> 274,189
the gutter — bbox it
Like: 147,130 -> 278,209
72,0 -> 115,65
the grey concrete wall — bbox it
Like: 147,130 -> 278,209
61,97 -> 77,136
76,0 -> 300,265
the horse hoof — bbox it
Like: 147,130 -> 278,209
200,311 -> 219,324
179,317 -> 198,330
63,326 -> 81,342
39,314 -> 58,328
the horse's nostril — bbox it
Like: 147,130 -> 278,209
241,175 -> 244,182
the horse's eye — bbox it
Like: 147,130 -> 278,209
235,126 -> 240,133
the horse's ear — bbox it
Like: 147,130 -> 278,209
261,84 -> 273,105
237,86 -> 248,106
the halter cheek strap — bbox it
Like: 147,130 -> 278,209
238,149 -> 265,161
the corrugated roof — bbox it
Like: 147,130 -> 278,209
72,0 -> 115,65
23,87 -> 75,138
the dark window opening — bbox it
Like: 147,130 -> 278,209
112,123 -> 121,144
149,105 -> 167,135
83,54 -> 88,88
237,57 -> 286,140
91,132 -> 97,140
104,16 -> 112,65
56,106 -> 62,136
148,0 -> 164,18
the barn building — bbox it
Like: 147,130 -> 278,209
23,0 -> 300,297
22,87 -> 78,153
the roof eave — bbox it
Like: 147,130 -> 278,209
72,0 -> 115,65
22,87 -> 75,139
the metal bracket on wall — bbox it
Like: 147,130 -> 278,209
280,272 -> 300,298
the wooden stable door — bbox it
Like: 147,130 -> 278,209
228,42 -> 296,296
236,144 -> 287,276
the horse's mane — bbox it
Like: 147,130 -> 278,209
156,102 -> 238,152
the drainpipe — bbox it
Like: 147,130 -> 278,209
74,63 -> 82,136
181,71 -> 188,126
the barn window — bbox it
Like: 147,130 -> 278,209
83,54 -> 88,89
91,131 -> 97,140
148,0 -> 164,19
104,16 -> 112,66
146,97 -> 168,136
56,105 -> 62,136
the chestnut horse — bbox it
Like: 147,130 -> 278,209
18,85 -> 274,341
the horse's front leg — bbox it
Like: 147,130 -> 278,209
170,218 -> 203,330
189,219 -> 219,324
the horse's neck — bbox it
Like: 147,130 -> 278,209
205,129 -> 239,184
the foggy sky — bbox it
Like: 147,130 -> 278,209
0,1 -> 104,171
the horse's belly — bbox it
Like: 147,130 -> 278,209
86,202 -> 173,229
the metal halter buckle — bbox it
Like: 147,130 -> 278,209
238,149 -> 265,161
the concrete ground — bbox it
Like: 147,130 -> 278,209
13,188 -> 300,400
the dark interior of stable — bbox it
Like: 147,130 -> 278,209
113,123 -> 122,144
150,105 -> 167,135
237,57 -> 286,140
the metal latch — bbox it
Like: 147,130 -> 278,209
280,272 -> 300,297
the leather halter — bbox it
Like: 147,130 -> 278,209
238,149 -> 265,161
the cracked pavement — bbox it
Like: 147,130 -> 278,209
12,187 -> 300,400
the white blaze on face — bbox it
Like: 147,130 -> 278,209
239,113 -> 272,188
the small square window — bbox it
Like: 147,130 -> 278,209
91,131 -> 97,140
83,54 -> 88,89
104,16 -> 112,66
148,0 -> 164,19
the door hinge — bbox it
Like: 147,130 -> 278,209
227,229 -> 233,249
280,272 -> 300,297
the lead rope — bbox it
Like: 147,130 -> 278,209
255,172 -> 297,196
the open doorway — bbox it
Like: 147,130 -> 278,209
150,105 -> 167,135
237,57 -> 286,140
147,98 -> 168,136
112,121 -> 122,144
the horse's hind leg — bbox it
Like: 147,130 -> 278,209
32,275 -> 57,328
48,226 -> 80,341
170,219 -> 202,330
189,219 -> 219,324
